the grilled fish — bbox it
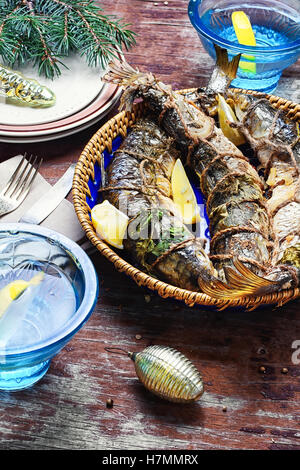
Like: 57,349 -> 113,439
0,64 -> 56,108
102,118 -> 216,291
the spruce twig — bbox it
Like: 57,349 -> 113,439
0,0 -> 136,79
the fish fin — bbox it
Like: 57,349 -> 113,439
214,44 -> 241,81
199,258 -> 278,300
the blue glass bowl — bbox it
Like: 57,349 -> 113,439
0,223 -> 98,391
85,131 -> 210,241
188,0 -> 300,93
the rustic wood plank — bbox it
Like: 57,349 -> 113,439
0,0 -> 299,451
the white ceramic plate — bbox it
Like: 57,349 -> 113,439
0,91 -> 121,143
0,55 -> 105,126
0,83 -> 121,138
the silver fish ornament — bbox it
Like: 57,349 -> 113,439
0,64 -> 56,108
106,345 -> 204,403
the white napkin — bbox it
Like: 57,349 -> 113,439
0,155 -> 86,243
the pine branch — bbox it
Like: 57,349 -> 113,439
0,0 -> 136,79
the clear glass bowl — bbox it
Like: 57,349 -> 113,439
0,223 -> 98,391
188,0 -> 300,93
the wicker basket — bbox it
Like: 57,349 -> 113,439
73,89 -> 300,310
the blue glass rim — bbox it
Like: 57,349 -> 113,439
188,0 -> 300,55
0,223 -> 99,357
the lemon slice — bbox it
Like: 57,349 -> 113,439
0,272 -> 44,319
171,159 -> 200,225
232,11 -> 256,74
91,200 -> 129,249
217,94 -> 245,146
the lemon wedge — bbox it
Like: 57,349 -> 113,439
217,94 -> 246,146
0,272 -> 44,320
232,11 -> 256,74
91,200 -> 129,249
171,159 -> 200,225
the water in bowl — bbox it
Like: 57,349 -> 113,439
200,4 -> 300,92
0,261 -> 77,351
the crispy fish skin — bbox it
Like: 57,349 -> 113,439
103,118 -> 216,291
103,61 -> 275,297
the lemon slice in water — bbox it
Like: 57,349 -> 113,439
91,200 -> 129,249
171,159 -> 200,225
232,11 -> 256,74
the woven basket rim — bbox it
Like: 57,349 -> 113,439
73,88 -> 300,310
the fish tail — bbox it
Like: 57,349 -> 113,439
214,45 -> 241,82
103,60 -> 142,85
205,45 -> 241,98
198,258 -> 297,300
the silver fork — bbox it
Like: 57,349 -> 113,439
0,154 -> 43,217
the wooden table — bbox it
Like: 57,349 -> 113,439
0,0 -> 299,451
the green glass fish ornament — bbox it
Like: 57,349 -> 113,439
0,64 -> 56,108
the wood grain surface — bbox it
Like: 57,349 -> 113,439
0,0 -> 299,451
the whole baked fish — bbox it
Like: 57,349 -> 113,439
0,272 -> 44,348
0,64 -> 55,108
103,60 -> 282,298
102,118 -> 216,291
189,46 -> 300,298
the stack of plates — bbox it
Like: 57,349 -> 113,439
0,56 -> 121,143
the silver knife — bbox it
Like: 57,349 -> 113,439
18,163 -> 76,225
